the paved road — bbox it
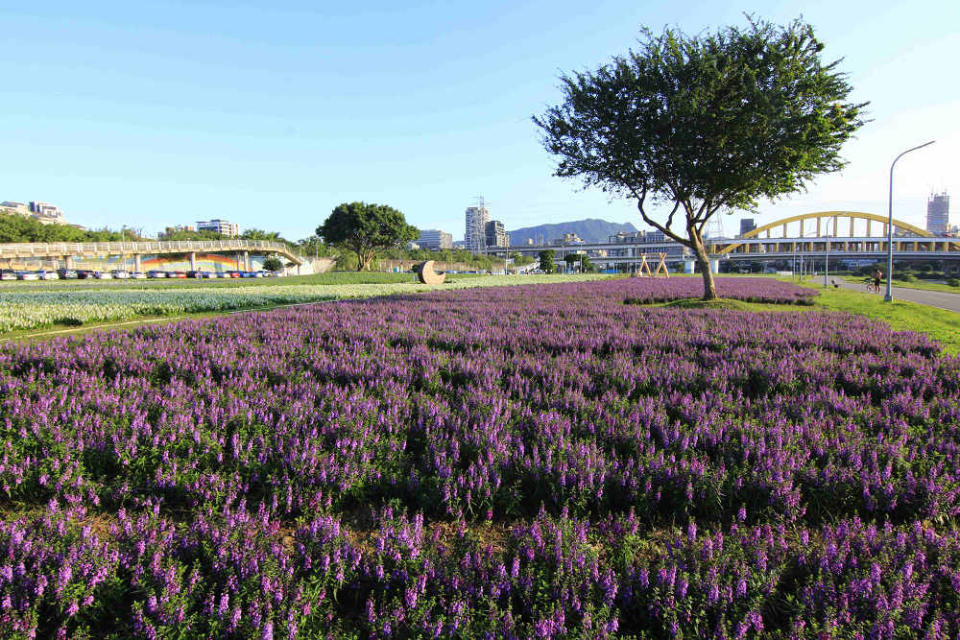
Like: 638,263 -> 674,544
833,278 -> 960,313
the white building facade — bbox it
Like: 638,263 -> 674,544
464,206 -> 489,253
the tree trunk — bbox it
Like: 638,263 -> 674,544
690,231 -> 718,300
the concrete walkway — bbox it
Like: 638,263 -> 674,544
832,278 -> 960,314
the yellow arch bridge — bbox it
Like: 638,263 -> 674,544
711,211 -> 960,259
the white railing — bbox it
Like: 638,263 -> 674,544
0,240 -> 304,263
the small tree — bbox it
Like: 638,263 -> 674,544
539,249 -> 556,274
318,202 -> 419,271
261,256 -> 284,272
535,18 -> 865,299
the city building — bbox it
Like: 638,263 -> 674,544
553,232 -> 584,245
464,205 -> 489,253
484,220 -> 509,248
0,200 -> 67,225
739,218 -> 757,237
417,229 -> 453,250
609,230 -> 665,244
160,225 -> 197,238
927,192 -> 950,235
0,201 -> 29,215
196,219 -> 240,237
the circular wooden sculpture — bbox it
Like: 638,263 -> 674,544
416,260 -> 446,285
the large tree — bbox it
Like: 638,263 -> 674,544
534,18 -> 865,299
318,202 -> 418,271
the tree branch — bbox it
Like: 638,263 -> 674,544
626,183 -> 690,246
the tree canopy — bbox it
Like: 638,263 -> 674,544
538,249 -> 556,274
0,213 -> 139,243
318,202 -> 419,271
534,17 -> 865,299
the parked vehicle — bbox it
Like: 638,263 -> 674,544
215,271 -> 229,278
111,270 -> 130,279
94,271 -> 113,280
57,269 -> 79,279
0,271 -> 17,281
131,271 -> 147,279
17,271 -> 40,281
147,270 -> 167,278
167,271 -> 187,279
226,271 -> 243,278
76,270 -> 96,279
39,270 -> 60,280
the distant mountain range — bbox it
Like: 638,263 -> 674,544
507,219 -> 638,245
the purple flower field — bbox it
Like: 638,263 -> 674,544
621,277 -> 817,305
1,278 -> 959,638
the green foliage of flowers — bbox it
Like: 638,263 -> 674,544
0,274 -> 611,333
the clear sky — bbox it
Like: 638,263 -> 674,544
1,0 -> 957,241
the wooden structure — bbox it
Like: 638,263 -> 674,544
416,260 -> 446,285
632,253 -> 670,277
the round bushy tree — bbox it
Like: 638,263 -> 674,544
318,202 -> 419,271
535,18 -> 866,299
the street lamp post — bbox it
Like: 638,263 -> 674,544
885,140 -> 935,302
823,219 -> 831,288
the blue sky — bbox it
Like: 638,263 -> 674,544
1,0 -> 957,240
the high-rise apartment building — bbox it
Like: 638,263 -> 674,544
464,205 -> 489,253
417,229 -> 453,250
197,219 -> 240,237
926,192 -> 950,235
739,218 -> 757,237
484,220 -> 509,248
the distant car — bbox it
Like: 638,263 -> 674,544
253,270 -> 265,278
147,270 -> 167,278
227,270 -> 243,278
94,271 -> 113,280
241,271 -> 257,278
130,271 -> 147,279
17,271 -> 40,281
76,270 -> 96,279
57,269 -> 79,279
39,270 -> 59,280
265,270 -> 282,278
0,271 -> 17,281
215,271 -> 229,278
111,270 -> 130,279
167,271 -> 187,279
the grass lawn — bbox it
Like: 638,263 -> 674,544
841,275 -> 960,294
802,281 -> 960,354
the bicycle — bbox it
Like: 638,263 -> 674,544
865,279 -> 881,294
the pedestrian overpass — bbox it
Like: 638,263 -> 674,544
0,239 -> 304,271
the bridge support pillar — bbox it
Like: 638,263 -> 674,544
134,254 -> 142,272
683,259 -> 695,274
243,251 -> 250,271
189,252 -> 197,271
64,256 -> 73,270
